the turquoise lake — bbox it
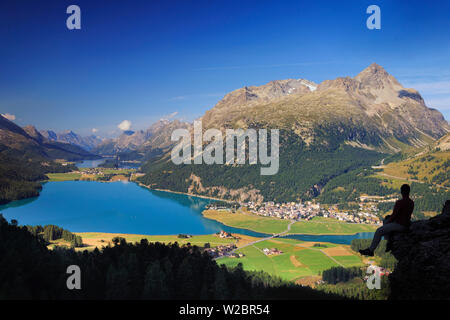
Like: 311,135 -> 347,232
0,181 -> 373,244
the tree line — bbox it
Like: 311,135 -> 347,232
26,224 -> 83,247
322,266 -> 363,285
319,265 -> 390,300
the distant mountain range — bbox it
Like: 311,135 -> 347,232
0,115 -> 99,161
92,119 -> 191,161
0,114 -> 99,204
39,130 -> 103,151
138,63 -> 449,203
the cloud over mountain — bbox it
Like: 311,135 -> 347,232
118,120 -> 132,131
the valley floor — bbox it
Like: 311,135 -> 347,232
202,209 -> 377,235
63,231 -> 365,284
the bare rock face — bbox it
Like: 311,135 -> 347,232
434,132 -> 450,151
389,200 -> 450,299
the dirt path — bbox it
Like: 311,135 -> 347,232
319,249 -> 345,267
377,172 -> 449,190
294,243 -> 345,267
290,255 -> 303,267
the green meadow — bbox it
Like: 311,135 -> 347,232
46,172 -> 82,181
203,210 -> 377,235
218,238 -> 364,281
289,217 -> 377,235
203,210 -> 290,234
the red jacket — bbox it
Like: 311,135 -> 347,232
390,198 -> 414,227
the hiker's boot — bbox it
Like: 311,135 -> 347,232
359,248 -> 374,256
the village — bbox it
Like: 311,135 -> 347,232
246,200 -> 382,225
68,166 -> 139,182
208,200 -> 382,225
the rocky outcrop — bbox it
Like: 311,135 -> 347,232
389,200 -> 450,299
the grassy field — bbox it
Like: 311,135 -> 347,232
289,217 -> 377,235
73,232 -> 259,251
203,209 -> 290,234
218,237 -> 363,281
203,210 -> 377,235
46,172 -> 82,181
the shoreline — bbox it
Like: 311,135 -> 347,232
136,182 -> 233,202
133,184 -> 358,235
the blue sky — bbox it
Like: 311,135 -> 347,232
0,0 -> 449,137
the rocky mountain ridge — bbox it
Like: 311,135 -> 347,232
40,129 -> 103,151
0,115 -> 98,161
201,63 -> 448,153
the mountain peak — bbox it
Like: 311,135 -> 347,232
63,130 -> 77,136
23,124 -> 38,132
365,62 -> 387,73
39,130 -> 58,141
23,125 -> 45,143
354,63 -> 401,90
355,63 -> 389,79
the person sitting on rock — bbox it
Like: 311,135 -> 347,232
359,184 -> 414,256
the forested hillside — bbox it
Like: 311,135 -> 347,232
140,130 -> 385,203
26,224 -> 83,247
0,114 -> 89,204
0,152 -> 76,204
